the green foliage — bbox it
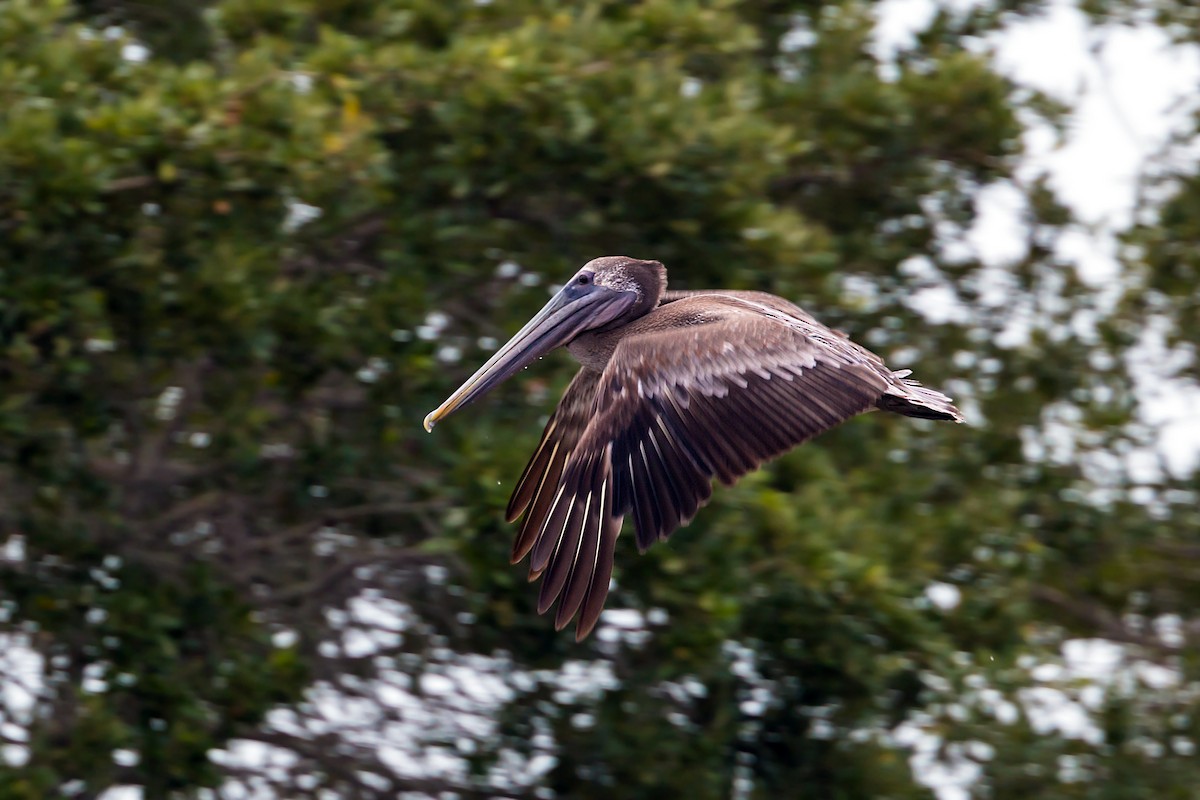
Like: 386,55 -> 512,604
1,0 -> 1198,798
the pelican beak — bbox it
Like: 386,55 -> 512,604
423,282 -> 635,432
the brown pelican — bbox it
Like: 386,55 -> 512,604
424,257 -> 962,640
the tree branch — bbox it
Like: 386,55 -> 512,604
1030,585 -> 1191,656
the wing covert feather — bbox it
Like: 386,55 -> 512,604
578,298 -> 890,549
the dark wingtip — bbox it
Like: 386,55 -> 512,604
510,516 -> 540,564
574,609 -> 601,641
877,377 -> 964,422
536,580 -> 557,614
554,607 -> 573,631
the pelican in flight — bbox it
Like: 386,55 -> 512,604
424,257 -> 962,639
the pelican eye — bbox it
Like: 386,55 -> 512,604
576,273 -> 592,286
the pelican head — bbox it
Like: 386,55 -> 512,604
423,257 -> 663,432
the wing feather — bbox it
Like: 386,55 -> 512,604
507,294 -> 916,637
555,462 -> 606,630
508,369 -> 601,562
576,507 -> 621,640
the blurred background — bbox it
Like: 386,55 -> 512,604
2,0 -> 1199,797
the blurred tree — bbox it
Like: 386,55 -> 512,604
0,0 -> 1197,798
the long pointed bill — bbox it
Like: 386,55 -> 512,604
423,283 -> 636,432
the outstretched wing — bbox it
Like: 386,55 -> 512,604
512,296 -> 893,639
594,296 -> 892,547
506,367 -> 622,642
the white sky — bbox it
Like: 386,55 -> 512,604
995,2 -> 1200,475
879,4 -> 1200,797
880,0 -> 1200,477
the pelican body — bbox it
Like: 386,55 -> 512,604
424,257 -> 962,639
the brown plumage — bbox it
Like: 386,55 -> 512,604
424,257 -> 962,640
